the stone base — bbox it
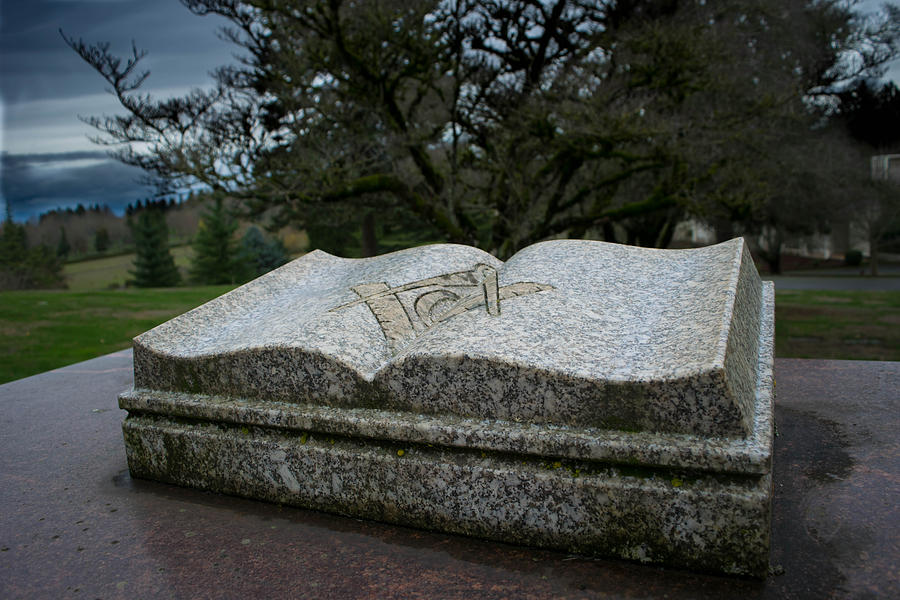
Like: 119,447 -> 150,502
121,407 -> 771,577
119,277 -> 775,578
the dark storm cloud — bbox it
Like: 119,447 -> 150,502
0,0 -> 235,105
4,150 -> 111,164
1,151 -> 158,220
0,0 -> 235,156
0,0 -> 233,220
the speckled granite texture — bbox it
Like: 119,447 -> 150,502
120,238 -> 774,576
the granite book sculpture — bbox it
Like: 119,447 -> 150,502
119,238 -> 774,576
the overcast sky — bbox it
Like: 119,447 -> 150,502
0,0 -> 234,220
1,0 -> 899,221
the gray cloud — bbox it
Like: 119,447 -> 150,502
2,151 -> 160,220
0,0 -> 237,157
1,0 -> 235,105
4,151 -> 111,163
0,0 -> 233,220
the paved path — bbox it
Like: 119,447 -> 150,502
764,275 -> 900,291
760,261 -> 900,291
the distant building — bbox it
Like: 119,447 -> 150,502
669,156 -> 899,264
871,154 -> 900,183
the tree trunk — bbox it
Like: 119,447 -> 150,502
361,212 -> 377,258
761,225 -> 784,275
769,249 -> 782,276
602,221 -> 617,244
654,213 -> 677,249
713,217 -> 734,243
869,235 -> 879,277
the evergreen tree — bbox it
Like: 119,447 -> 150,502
1,204 -> 27,265
56,226 -> 71,258
239,226 -> 289,279
1,205 -> 64,290
837,81 -> 900,151
130,209 -> 181,287
94,227 -> 111,253
190,197 -> 250,284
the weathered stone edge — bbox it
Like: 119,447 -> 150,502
747,281 -> 775,472
120,386 -> 763,474
720,239 -> 764,435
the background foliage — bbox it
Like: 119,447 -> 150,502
63,0 -> 900,271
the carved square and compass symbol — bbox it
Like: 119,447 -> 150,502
330,264 -> 553,353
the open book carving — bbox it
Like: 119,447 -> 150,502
120,238 -> 774,576
329,263 -> 554,353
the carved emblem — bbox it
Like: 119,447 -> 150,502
330,264 -> 553,353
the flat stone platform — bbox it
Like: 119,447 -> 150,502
1,351 -> 897,599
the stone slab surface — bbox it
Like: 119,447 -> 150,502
1,352 -> 896,599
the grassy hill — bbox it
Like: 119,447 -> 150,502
62,245 -> 194,291
0,285 -> 235,384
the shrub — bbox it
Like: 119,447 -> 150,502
94,227 -> 111,253
240,227 -> 289,278
0,218 -> 65,290
844,249 -> 863,266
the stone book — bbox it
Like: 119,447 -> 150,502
119,238 -> 774,576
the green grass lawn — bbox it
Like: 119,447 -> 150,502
1,285 -> 897,385
775,289 -> 900,361
62,245 -> 194,291
0,286 -> 234,384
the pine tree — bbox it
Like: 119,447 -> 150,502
190,197 -> 250,284
838,81 -> 900,150
130,209 -> 181,287
94,227 -> 111,253
56,226 -> 71,258
239,226 -> 289,279
1,204 -> 27,266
